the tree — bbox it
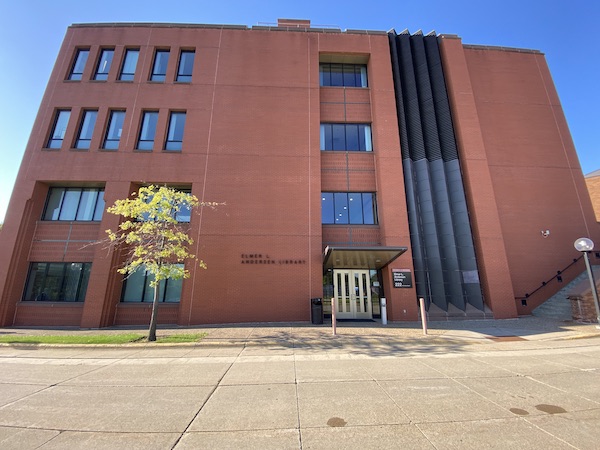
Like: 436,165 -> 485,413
106,185 -> 214,341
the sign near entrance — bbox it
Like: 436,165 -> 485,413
392,269 -> 412,288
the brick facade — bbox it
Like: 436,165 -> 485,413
0,21 -> 598,327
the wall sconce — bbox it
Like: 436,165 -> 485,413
541,230 -> 550,238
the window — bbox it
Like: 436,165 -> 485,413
47,110 -> 71,149
23,262 -> 91,302
320,63 -> 368,87
150,50 -> 170,81
320,123 -> 372,151
140,188 -> 192,222
176,50 -> 195,82
68,49 -> 89,80
94,49 -> 114,81
165,112 -> 186,150
137,111 -> 159,150
321,192 -> 377,224
121,264 -> 183,303
43,187 -> 105,221
119,49 -> 139,81
103,110 -> 125,150
75,110 -> 97,149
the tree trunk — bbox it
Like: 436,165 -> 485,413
148,279 -> 161,342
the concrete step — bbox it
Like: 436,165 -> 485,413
426,302 -> 493,321
533,266 -> 600,321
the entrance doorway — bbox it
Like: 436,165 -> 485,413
333,269 -> 372,319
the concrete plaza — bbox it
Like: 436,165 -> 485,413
0,317 -> 599,449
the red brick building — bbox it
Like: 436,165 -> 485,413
0,19 -> 598,327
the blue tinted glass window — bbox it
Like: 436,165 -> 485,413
43,187 -> 105,221
165,112 -> 186,151
103,110 -> 125,150
151,50 -> 170,81
94,49 -> 114,81
47,110 -> 71,148
321,192 -> 377,225
137,111 -> 158,150
75,110 -> 97,149
119,49 -> 139,81
69,49 -> 89,80
321,193 -> 334,224
177,51 -> 195,82
334,193 -> 349,224
320,124 -> 372,152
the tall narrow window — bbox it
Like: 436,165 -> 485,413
150,50 -> 169,81
75,110 -> 97,149
137,111 -> 159,150
176,50 -> 195,82
165,112 -> 186,150
68,49 -> 89,80
103,110 -> 125,150
47,110 -> 71,149
119,49 -> 139,81
43,187 -> 105,221
94,49 -> 114,81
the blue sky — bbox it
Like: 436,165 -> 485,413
0,0 -> 598,222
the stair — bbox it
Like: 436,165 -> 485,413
532,266 -> 600,321
426,302 -> 494,321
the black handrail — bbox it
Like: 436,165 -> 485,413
519,255 -> 584,300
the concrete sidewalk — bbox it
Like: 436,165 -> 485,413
0,317 -> 599,449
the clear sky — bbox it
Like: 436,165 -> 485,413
0,0 -> 598,222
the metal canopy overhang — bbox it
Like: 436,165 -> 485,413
323,246 -> 408,271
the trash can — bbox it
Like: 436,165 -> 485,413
311,298 -> 323,325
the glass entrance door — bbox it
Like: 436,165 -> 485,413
333,270 -> 372,319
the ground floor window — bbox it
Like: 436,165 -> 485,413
121,264 -> 183,303
23,262 -> 91,302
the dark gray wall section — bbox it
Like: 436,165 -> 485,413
389,31 -> 484,311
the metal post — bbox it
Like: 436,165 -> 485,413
331,297 -> 337,336
582,252 -> 600,325
381,298 -> 387,325
419,297 -> 428,335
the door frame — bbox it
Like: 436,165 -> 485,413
332,269 -> 372,319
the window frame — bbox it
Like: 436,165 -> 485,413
321,192 -> 378,225
319,63 -> 368,88
93,48 -> 115,81
103,110 -> 126,150
118,48 -> 140,81
150,49 -> 170,82
164,111 -> 186,151
121,264 -> 184,303
67,48 -> 89,81
75,109 -> 98,149
176,50 -> 195,82
320,123 -> 373,152
136,111 -> 159,151
23,262 -> 92,302
42,187 -> 105,222
47,110 -> 71,149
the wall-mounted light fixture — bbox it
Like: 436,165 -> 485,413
541,230 -> 550,238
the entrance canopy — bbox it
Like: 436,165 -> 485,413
323,246 -> 408,271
